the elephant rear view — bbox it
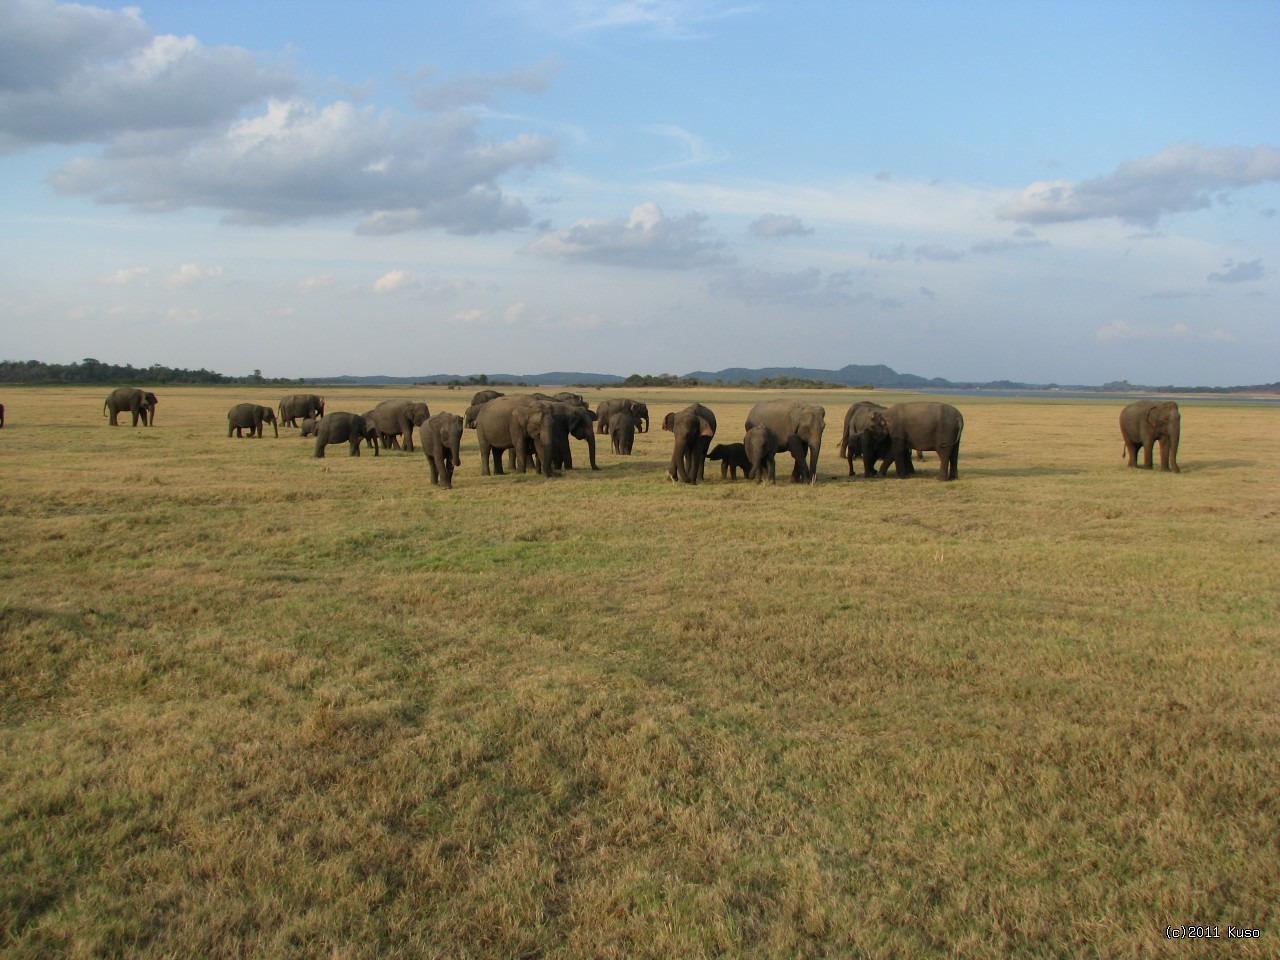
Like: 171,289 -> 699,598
1120,400 -> 1180,473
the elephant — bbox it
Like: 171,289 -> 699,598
0,402 -> 4,428
665,403 -> 717,484
300,417 -> 321,437
707,442 -> 752,480
420,412 -> 464,489
1120,400 -> 1181,473
366,398 -> 431,452
464,403 -> 487,429
103,387 -> 158,427
866,401 -> 964,480
535,400 -> 599,473
596,398 -> 650,434
313,412 -> 378,458
551,391 -> 587,407
470,389 -> 504,407
838,401 -> 887,476
227,403 -> 279,438
279,394 -> 325,428
743,425 -> 779,484
609,411 -> 637,455
745,399 -> 825,484
474,395 -> 550,476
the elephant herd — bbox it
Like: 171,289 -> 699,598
83,388 -> 1183,486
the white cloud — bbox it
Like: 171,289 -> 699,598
526,202 -> 730,269
1000,143 -> 1280,226
373,269 -> 418,294
448,308 -> 488,324
99,266 -> 149,285
642,124 -> 726,168
167,264 -> 223,288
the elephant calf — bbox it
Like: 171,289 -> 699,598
743,426 -> 779,484
227,403 -> 278,438
300,417 -> 321,437
707,442 -> 752,480
609,411 -> 637,455
314,412 -> 378,458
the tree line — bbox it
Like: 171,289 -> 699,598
0,358 -> 299,385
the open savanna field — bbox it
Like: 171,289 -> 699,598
1,384 -> 1277,958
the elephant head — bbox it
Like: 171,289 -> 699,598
628,401 -> 650,432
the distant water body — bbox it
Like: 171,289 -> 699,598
914,388 -> 1280,405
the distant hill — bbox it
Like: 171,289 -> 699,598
306,371 -> 626,386
686,364 -> 956,388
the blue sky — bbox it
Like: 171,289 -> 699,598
1,0 -> 1277,385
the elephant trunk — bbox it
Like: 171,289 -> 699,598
584,429 -> 598,470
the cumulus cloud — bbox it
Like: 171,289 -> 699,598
1208,258 -> 1266,284
526,202 -> 730,269
373,269 -> 418,294
167,264 -> 222,287
99,266 -> 148,285
7,2 -> 558,233
1000,142 -> 1280,226
749,214 -> 812,239
1096,319 -> 1233,342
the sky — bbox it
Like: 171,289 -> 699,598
1,0 -> 1277,385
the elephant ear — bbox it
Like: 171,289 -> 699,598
1145,406 -> 1162,427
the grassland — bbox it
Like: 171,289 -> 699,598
1,385 -> 1277,959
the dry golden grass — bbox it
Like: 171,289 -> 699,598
1,385 -> 1277,958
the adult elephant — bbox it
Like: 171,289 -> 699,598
103,387 -> 158,427
868,401 -> 964,480
227,403 -> 278,438
542,401 -> 598,471
609,412 -> 636,454
420,412 -> 464,489
366,398 -> 430,452
0,402 -> 5,428
596,398 -> 650,434
470,389 -> 504,407
279,394 -> 325,428
745,399 -> 825,484
838,401 -> 886,476
474,395 -> 542,476
665,403 -> 717,484
313,412 -> 378,458
1120,400 -> 1181,473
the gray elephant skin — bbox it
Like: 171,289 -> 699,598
366,398 -> 431,452
1120,400 -> 1180,473
745,399 -> 825,484
227,403 -> 279,438
707,442 -> 751,480
868,402 -> 964,480
743,425 -> 779,484
314,412 -> 378,458
103,387 -> 158,427
470,389 -> 504,407
838,401 -> 887,476
665,403 -> 717,484
608,411 -> 637,455
300,417 -> 321,437
596,398 -> 650,434
474,395 -> 564,477
420,412 -> 464,488
542,401 -> 598,471
279,394 -> 325,427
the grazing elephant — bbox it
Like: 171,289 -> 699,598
313,412 -> 378,458
744,425 -> 779,484
609,411 -> 637,455
103,387 -> 158,427
745,399 -> 825,484
470,389 -> 504,407
867,402 -> 964,480
300,417 -> 321,437
366,398 -> 430,452
279,394 -> 325,428
666,403 -> 717,484
707,442 -> 752,480
420,412 -> 464,489
227,403 -> 279,438
1120,400 -> 1181,473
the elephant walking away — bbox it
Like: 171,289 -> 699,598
745,399 -> 825,484
227,403 -> 279,438
1120,400 -> 1180,473
665,404 -> 717,484
314,412 -> 378,458
420,412 -> 464,489
707,442 -> 751,480
743,425 -> 779,484
366,398 -> 431,452
609,412 -> 637,454
104,387 -> 158,427
279,394 -> 325,428
868,402 -> 963,480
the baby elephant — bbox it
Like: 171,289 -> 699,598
707,442 -> 752,480
609,411 -> 637,455
314,412 -> 378,458
300,416 -> 321,437
227,403 -> 278,438
744,424 -> 778,484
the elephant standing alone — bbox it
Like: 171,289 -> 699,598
227,403 -> 279,438
745,399 -> 825,484
1120,400 -> 1180,473
419,412 -> 464,489
103,388 -> 158,427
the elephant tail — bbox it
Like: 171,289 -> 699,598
103,401 -> 109,418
